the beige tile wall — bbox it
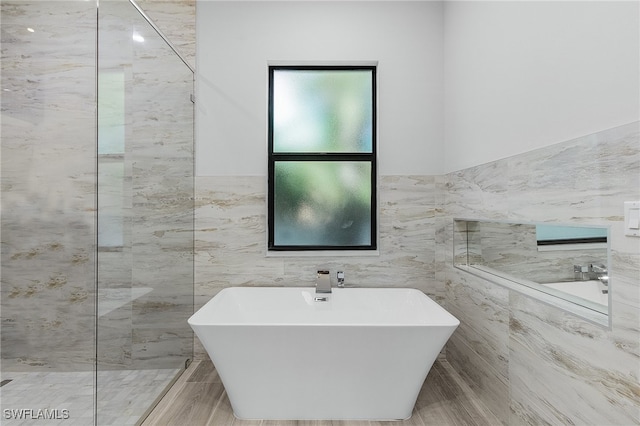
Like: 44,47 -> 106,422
440,122 -> 640,425
193,120 -> 639,425
1,0 -> 98,371
194,175 -> 443,359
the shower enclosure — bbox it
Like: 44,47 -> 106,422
1,0 -> 194,424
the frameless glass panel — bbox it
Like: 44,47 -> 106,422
274,161 -> 371,247
272,69 -> 373,153
1,1 -> 97,424
97,1 -> 194,424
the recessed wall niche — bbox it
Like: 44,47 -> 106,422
453,219 -> 611,326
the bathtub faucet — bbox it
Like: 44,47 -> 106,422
589,264 -> 609,293
315,269 -> 331,299
590,263 -> 607,277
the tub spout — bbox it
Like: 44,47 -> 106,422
316,270 -> 331,295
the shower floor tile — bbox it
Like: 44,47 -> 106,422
0,368 -> 180,425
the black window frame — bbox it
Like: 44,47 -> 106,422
267,65 -> 377,251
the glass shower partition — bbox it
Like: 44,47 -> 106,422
97,1 -> 194,424
1,0 -> 193,423
1,1 -> 98,425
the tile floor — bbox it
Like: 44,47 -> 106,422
142,359 -> 503,426
0,368 -> 179,426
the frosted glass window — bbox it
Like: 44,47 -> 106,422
268,66 -> 376,250
274,162 -> 372,247
272,69 -> 373,153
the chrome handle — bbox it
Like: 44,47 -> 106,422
316,270 -> 331,294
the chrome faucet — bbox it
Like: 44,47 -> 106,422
590,264 -> 607,277
315,270 -> 331,300
574,264 -> 590,281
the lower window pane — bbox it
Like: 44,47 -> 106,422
274,161 -> 372,247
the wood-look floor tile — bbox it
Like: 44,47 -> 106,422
438,362 -> 503,425
416,361 -> 503,426
298,421 -> 370,426
230,416 -> 263,426
188,359 -> 221,384
143,359 -> 501,426
206,390 -> 246,425
370,408 -> 424,426
150,382 -> 224,425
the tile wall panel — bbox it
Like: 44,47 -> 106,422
442,122 -> 640,425
194,175 -> 442,360
1,0 -> 97,371
133,0 -> 195,67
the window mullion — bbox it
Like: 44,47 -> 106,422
271,153 -> 374,161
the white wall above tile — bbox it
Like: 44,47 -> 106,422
196,1 -> 445,176
443,1 -> 639,173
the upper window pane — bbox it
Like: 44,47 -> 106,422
272,68 -> 373,153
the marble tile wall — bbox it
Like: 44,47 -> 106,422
1,0 -> 196,415
193,123 -> 638,425
128,15 -> 194,372
1,0 -> 98,372
1,0 -> 195,423
440,121 -> 640,425
96,0 -> 195,371
133,0 -> 195,68
1,0 -> 195,370
194,175 -> 443,360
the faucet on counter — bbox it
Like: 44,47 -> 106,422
315,269 -> 331,301
573,263 -> 609,294
574,264 -> 590,281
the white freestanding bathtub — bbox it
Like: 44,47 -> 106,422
188,287 -> 459,421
